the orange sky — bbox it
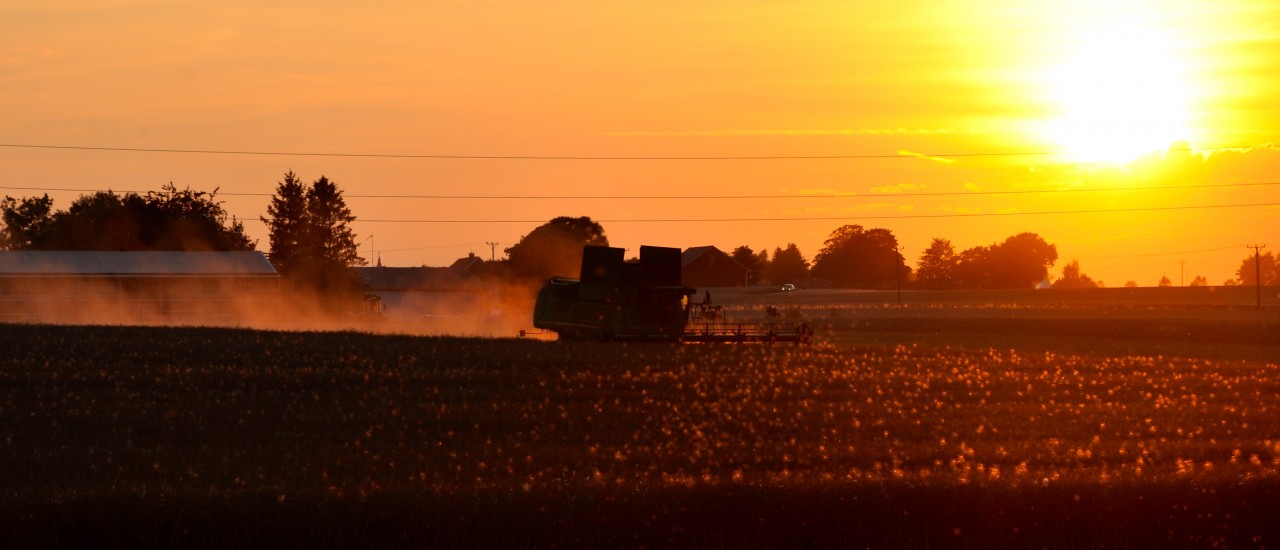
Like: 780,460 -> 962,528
3,1 -> 1278,286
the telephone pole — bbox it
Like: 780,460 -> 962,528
1248,244 -> 1265,307
485,241 -> 500,262
1180,259 -> 1185,287
895,245 -> 902,305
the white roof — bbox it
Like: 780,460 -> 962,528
0,251 -> 278,276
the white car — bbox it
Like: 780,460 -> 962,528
781,284 -> 796,291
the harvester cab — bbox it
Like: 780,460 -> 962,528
532,245 -> 811,343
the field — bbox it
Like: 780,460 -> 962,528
2,289 -> 1279,547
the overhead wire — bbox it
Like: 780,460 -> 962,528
2,180 -> 1278,200
1,141 -> 1270,161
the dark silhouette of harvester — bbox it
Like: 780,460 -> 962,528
533,245 -> 811,343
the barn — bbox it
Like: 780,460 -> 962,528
0,251 -> 280,324
681,246 -> 750,288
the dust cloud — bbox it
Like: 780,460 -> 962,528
0,252 -> 545,338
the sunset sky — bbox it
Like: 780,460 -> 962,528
4,0 -> 1278,286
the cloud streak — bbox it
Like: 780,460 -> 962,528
603,128 -> 974,137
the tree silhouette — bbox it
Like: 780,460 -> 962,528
730,245 -> 764,286
504,216 -> 608,280
915,238 -> 957,290
1,185 -> 252,251
0,194 -> 53,250
987,233 -> 1057,288
811,225 -> 907,288
952,233 -> 1057,289
1052,259 -> 1099,289
1236,251 -> 1277,286
1189,275 -> 1208,287
763,243 -> 809,285
262,171 -> 309,276
261,173 -> 364,299
1158,275 -> 1173,287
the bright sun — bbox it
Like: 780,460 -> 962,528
1044,16 -> 1196,164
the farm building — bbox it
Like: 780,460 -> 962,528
0,251 -> 280,324
681,246 -> 750,288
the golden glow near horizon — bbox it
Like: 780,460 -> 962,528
1,1 -> 1278,286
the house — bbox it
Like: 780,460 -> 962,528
681,246 -> 749,288
0,251 -> 280,324
448,252 -> 486,275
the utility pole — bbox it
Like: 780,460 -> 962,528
1248,244 -> 1265,307
1180,259 -> 1185,287
485,241 -> 500,262
895,245 -> 902,305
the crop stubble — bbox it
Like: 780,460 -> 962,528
1,320 -> 1278,546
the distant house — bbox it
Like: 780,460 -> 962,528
447,252 -> 486,276
0,251 -> 280,324
681,246 -> 749,288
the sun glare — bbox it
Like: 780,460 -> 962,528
1044,16 -> 1196,164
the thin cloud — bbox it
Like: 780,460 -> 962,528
794,188 -> 859,197
897,150 -> 957,164
603,128 -> 972,137
870,183 -> 925,194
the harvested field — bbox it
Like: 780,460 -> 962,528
2,301 -> 1279,546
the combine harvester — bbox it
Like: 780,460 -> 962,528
532,245 -> 811,343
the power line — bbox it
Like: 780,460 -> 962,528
329,201 -> 1280,223
1,142 -> 1270,161
1073,246 -> 1241,260
3,180 -> 1278,200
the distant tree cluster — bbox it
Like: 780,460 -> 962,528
1,184 -> 254,251
726,228 -> 1059,290
915,233 -> 1058,290
1052,259 -> 1100,289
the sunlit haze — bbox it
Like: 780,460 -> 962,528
3,0 -> 1278,286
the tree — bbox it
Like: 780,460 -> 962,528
730,245 -> 764,285
1,186 -> 253,251
1124,281 -> 1138,288
916,238 -> 958,290
261,171 -> 309,276
1158,275 -> 1173,287
811,225 -> 907,288
504,216 -> 608,280
763,243 -> 809,285
987,233 -> 1058,289
303,176 -> 363,269
1189,275 -> 1208,287
143,183 -> 254,251
1236,251 -> 1278,286
261,173 -> 364,298
0,194 -> 54,250
1052,259 -> 1099,289
953,245 -> 993,289
948,233 -> 1057,289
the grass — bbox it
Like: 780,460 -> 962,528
1,310 -> 1279,547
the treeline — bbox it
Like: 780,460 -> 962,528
724,229 -> 1060,290
1,173 -> 366,311
3,175 -> 1273,293
0,183 -> 253,252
